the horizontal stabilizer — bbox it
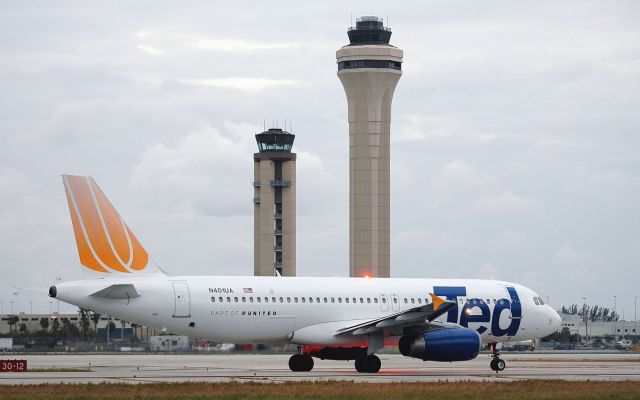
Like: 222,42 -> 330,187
90,284 -> 140,299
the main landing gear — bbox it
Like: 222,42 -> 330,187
489,343 -> 506,372
289,354 -> 314,372
354,354 -> 381,373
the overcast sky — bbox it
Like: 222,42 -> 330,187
0,1 -> 638,317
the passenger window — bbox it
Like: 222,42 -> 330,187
425,298 -> 429,304
367,298 -> 371,303
219,297 -> 223,303
211,297 -> 215,303
345,298 -> 350,303
287,297 -> 291,303
331,297 -> 335,303
279,297 -> 283,303
250,297 -> 254,303
411,298 -> 415,304
272,297 -> 277,303
227,297 -> 231,302
234,297 -> 238,303
374,298 -> 378,304
309,297 -> 313,303
418,298 -> 422,304
294,297 -> 298,303
382,298 -> 386,304
324,297 -> 328,303
338,298 -> 343,303
393,298 -> 397,304
353,297 -> 357,303
257,297 -> 261,303
301,297 -> 306,303
265,297 -> 270,303
316,297 -> 320,303
242,297 -> 246,303
360,298 -> 364,303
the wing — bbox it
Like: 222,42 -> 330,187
336,293 -> 456,336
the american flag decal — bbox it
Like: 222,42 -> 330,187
243,288 -> 253,293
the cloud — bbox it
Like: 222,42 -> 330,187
135,31 -> 300,53
129,123 -> 256,217
552,245 -> 601,283
473,190 -> 537,215
187,36 -> 300,52
137,45 -> 164,55
177,78 -> 301,91
393,115 -> 458,142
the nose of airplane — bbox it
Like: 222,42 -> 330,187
548,306 -> 562,331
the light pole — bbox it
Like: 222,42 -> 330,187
614,295 -> 618,341
635,296 -> 638,343
582,297 -> 588,346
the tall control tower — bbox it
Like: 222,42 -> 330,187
253,128 -> 296,277
337,16 -> 402,278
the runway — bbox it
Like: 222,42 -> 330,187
1,352 -> 639,384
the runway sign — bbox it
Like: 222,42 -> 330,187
0,360 -> 27,372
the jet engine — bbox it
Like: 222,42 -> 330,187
399,328 -> 481,362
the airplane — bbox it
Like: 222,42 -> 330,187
49,175 -> 562,373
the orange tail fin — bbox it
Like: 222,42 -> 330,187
62,175 -> 165,275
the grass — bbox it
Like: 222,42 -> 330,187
0,381 -> 639,400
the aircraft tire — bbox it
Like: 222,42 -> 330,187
363,355 -> 381,373
302,355 -> 314,371
356,355 -> 381,373
354,356 -> 365,372
289,354 -> 303,372
496,358 -> 506,371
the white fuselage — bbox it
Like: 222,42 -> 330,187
54,276 -> 561,347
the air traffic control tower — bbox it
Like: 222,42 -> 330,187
253,128 -> 296,277
337,16 -> 402,278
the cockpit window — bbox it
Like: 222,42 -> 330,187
533,297 -> 540,305
538,297 -> 545,305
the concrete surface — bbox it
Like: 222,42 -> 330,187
1,352 -> 639,384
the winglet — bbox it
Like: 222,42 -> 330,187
429,293 -> 446,310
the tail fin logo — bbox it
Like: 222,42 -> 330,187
63,175 -> 148,273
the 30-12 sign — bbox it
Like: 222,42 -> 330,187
0,360 -> 27,372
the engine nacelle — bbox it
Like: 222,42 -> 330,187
399,328 -> 481,362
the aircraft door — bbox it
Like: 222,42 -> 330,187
390,294 -> 400,311
172,281 -> 191,318
379,294 -> 389,312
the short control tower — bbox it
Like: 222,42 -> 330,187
253,128 -> 296,277
337,16 -> 402,278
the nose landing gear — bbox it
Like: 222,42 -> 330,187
489,343 -> 506,372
